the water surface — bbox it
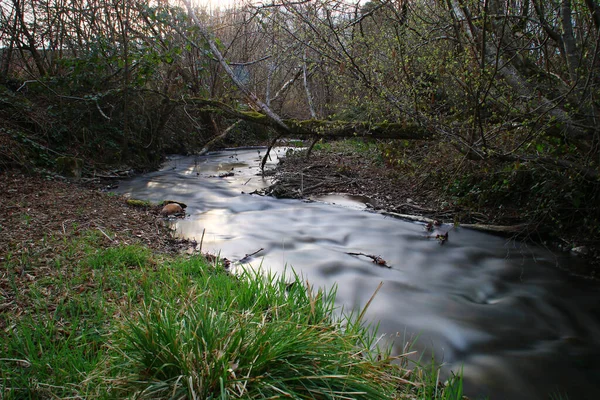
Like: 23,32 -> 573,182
116,148 -> 600,399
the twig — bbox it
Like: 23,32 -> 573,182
95,99 -> 111,120
0,358 -> 31,368
96,226 -> 114,242
302,181 -> 326,193
16,80 -> 37,92
346,252 -> 391,268
198,228 -> 206,253
220,55 -> 272,66
239,247 -> 264,263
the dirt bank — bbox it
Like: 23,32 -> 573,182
0,172 -> 189,266
264,145 -> 518,225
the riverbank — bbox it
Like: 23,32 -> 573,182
263,140 -> 599,278
0,172 -> 187,260
0,171 -> 464,399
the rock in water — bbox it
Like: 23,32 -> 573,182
161,203 -> 183,216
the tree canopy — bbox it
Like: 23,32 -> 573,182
2,0 -> 598,167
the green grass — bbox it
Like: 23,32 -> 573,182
116,268 -> 399,399
0,231 -> 464,399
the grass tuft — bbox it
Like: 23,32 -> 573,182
114,267 -> 404,399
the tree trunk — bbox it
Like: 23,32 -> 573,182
13,0 -> 47,77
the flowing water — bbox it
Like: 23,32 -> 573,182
116,148 -> 600,400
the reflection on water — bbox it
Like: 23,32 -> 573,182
116,148 -> 600,400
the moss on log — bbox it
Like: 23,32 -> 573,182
186,98 -> 433,141
284,119 -> 432,140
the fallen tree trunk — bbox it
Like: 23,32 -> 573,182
180,1 -> 434,148
460,223 -> 532,234
185,98 -> 434,140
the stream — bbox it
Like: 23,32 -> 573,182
116,148 -> 600,400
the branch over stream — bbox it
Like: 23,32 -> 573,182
184,98 -> 434,141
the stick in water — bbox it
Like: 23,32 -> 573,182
346,252 -> 391,268
198,228 -> 206,253
239,247 -> 265,263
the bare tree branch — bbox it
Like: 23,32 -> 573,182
181,0 -> 290,132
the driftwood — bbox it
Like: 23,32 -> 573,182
346,252 -> 391,268
238,247 -> 265,264
460,223 -> 531,234
381,211 -> 530,235
380,211 -> 435,224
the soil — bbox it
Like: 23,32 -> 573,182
0,172 -> 192,267
264,147 -> 503,224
